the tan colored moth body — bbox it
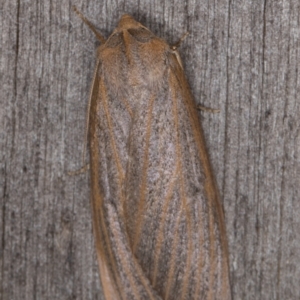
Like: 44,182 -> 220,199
75,8 -> 231,300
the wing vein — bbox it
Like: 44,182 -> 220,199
164,72 -> 193,299
151,162 -> 180,287
132,95 -> 156,253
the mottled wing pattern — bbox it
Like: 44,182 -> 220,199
88,15 -> 231,300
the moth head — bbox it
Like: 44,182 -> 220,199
118,14 -> 142,30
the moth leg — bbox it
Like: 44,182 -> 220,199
197,105 -> 220,113
68,164 -> 90,176
171,32 -> 189,50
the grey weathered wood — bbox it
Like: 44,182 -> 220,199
1,0 -> 299,299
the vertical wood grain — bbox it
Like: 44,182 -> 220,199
1,0 -> 299,299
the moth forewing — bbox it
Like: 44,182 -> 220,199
74,7 -> 232,300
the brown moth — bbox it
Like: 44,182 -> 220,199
73,7 -> 231,300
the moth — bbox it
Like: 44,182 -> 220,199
73,7 -> 232,300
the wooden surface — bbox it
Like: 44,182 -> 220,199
1,0 -> 299,299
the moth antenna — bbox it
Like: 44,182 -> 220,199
82,58 -> 101,167
170,32 -> 189,69
73,6 -> 106,44
171,32 -> 189,50
68,58 -> 101,177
